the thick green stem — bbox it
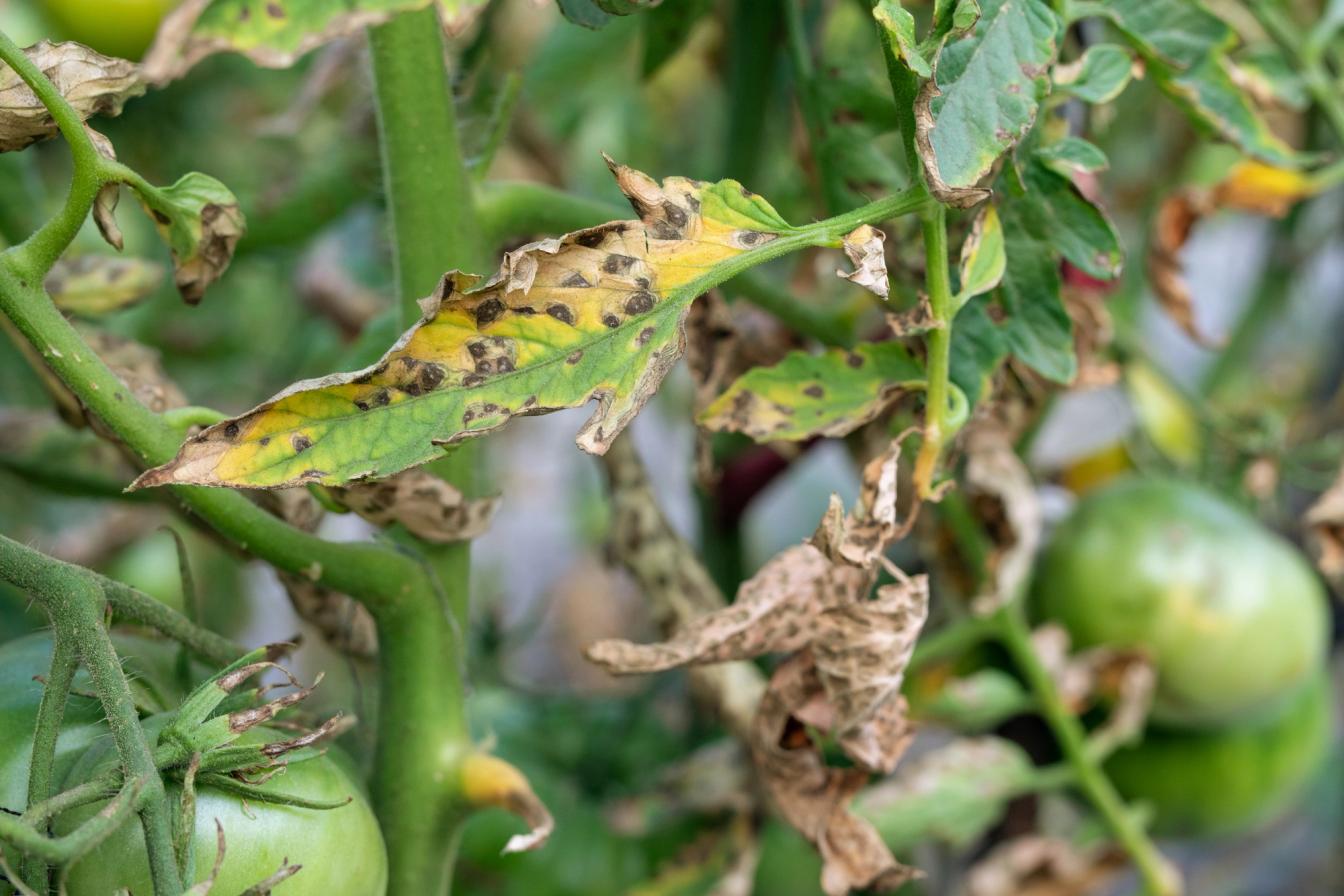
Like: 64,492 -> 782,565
1245,0 -> 1344,145
913,204 -> 955,496
994,605 -> 1179,896
368,8 -> 483,893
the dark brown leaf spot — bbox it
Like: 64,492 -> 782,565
547,304 -> 575,325
624,291 -> 656,315
602,313 -> 621,328
561,272 -> 591,288
602,254 -> 636,274
567,350 -> 584,365
291,434 -> 312,454
463,374 -> 485,387
419,363 -> 445,392
266,2 -> 285,18
638,326 -> 656,346
467,342 -> 488,359
224,422 -> 240,439
846,352 -> 865,368
152,210 -> 171,225
804,384 -> 825,398
475,298 -> 505,326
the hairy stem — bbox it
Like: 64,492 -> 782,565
19,627 -> 77,888
994,604 -> 1179,896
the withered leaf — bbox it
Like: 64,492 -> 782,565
45,255 -> 164,317
86,126 -> 124,251
0,41 -> 144,153
459,753 -> 554,855
963,422 -> 1042,614
752,654 -> 917,896
1030,624 -> 1155,755
278,572 -> 378,658
133,157 -> 798,490
1305,468 -> 1344,586
133,172 -> 245,304
836,224 -> 889,300
965,836 -> 1133,896
330,469 -> 498,543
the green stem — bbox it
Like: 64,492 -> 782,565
19,627 -> 77,888
784,0 -> 849,212
1244,0 -> 1344,145
913,203 -> 955,496
907,612 -> 997,674
993,605 -> 1178,896
0,779 -> 142,865
723,0 -> 782,183
368,8 -> 485,893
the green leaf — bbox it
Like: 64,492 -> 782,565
930,0 -> 982,48
699,341 -> 925,442
1053,43 -> 1133,104
133,160 -> 800,489
915,0 -> 1061,205
1033,135 -> 1109,175
640,0 -> 710,77
856,737 -> 1038,851
1014,158 -> 1122,280
129,172 -> 245,305
911,667 -> 1034,731
953,204 -> 1005,311
994,200 -> 1074,383
556,0 -> 612,28
949,298 -> 1007,407
1093,0 -> 1297,165
141,0 -> 488,83
874,0 -> 932,78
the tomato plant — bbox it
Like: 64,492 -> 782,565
0,2 -> 1341,896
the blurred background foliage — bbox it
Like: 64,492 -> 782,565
1,0 -> 1342,893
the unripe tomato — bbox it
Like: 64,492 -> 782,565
38,0 -> 177,61
0,631 -> 200,811
1105,669 -> 1333,837
1031,478 -> 1327,728
56,717 -> 388,895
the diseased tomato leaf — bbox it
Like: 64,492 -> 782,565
134,158 -> 797,489
699,341 -> 924,442
914,0 -> 1061,206
0,41 -> 143,153
141,0 -> 488,84
44,256 -> 165,317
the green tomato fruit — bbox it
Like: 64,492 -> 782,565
1031,478 -> 1328,728
1105,669 -> 1333,837
38,0 -> 177,61
0,631 -> 201,811
57,717 -> 388,895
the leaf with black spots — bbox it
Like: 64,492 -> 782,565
133,158 -> 798,488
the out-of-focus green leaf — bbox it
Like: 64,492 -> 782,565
915,0 -> 1060,206
1015,158 -> 1122,281
1054,43 -> 1133,104
949,299 -> 1008,407
1034,136 -> 1109,175
1094,0 -> 1297,165
911,667 -> 1034,731
141,0 -> 488,83
700,341 -> 925,442
640,0 -> 710,77
44,256 -> 165,317
856,737 -> 1038,850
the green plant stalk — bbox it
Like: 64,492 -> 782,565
19,627 -> 77,888
0,541 -> 182,894
367,8 -> 487,893
913,203 -> 955,496
1244,0 -> 1344,145
993,603 -> 1179,896
784,0 -> 849,213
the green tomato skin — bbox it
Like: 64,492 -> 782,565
1031,478 -> 1328,728
1105,669 -> 1333,838
0,631 -> 198,812
39,0 -> 177,60
57,719 -> 388,896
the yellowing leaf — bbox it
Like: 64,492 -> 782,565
0,41 -> 143,153
45,255 -> 165,316
133,158 -> 796,489
1126,362 -> 1202,468
459,753 -> 554,855
699,341 -> 924,442
954,204 -> 1005,310
1212,160 -> 1317,217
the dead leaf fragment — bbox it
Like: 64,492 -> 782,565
136,172 -> 245,304
278,572 -> 378,658
85,125 -> 124,251
330,469 -> 498,543
0,41 -> 144,153
460,753 -> 554,854
753,654 -> 918,896
1030,624 -> 1155,755
963,423 -> 1042,614
836,225 -> 889,299
1305,468 -> 1344,585
965,836 -> 1131,896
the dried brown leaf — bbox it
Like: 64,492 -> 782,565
1030,624 -> 1154,753
85,125 -> 124,251
1147,191 -> 1220,347
836,225 -> 889,300
1305,468 -> 1344,585
79,327 -> 187,414
0,41 -> 143,153
886,297 -> 940,337
278,572 -> 378,658
752,654 -> 918,896
963,423 -> 1041,614
330,469 -> 498,543
965,836 -> 1132,896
